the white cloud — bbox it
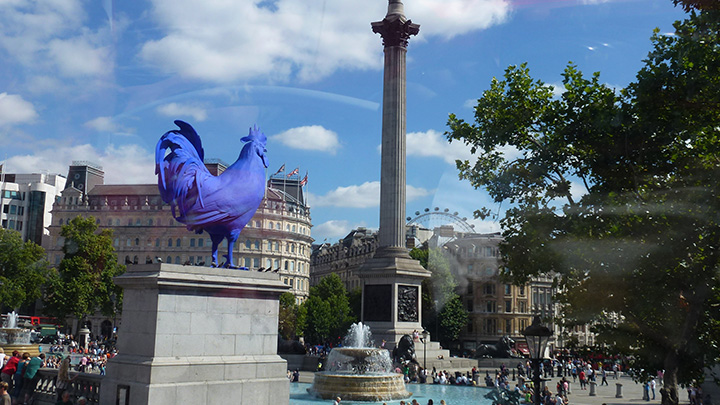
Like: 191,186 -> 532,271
407,129 -> 474,165
0,1 -> 110,81
156,103 -> 208,122
140,0 -> 511,83
84,116 -> 117,132
4,144 -> 156,184
47,38 -> 111,77
312,220 -> 366,242
0,93 -> 38,126
272,126 -> 340,154
310,181 -> 431,208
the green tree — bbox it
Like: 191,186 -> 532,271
0,228 -> 51,310
44,216 -> 125,327
412,246 -> 468,346
301,273 -> 354,344
447,10 -> 720,405
279,292 -> 299,340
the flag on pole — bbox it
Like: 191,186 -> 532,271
287,167 -> 299,178
273,164 -> 285,176
300,172 -> 308,186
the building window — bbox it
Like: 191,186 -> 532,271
166,256 -> 172,264
519,285 -> 525,296
505,300 -> 511,313
126,239 -> 131,247
176,238 -> 181,247
135,238 -> 140,246
198,238 -> 204,247
245,240 -> 252,249
505,319 -> 512,334
485,301 -> 496,313
276,223 -> 281,230
148,219 -> 153,226
254,240 -> 260,250
266,259 -> 272,268
107,219 -> 112,226
505,284 -> 511,295
519,301 -> 527,313
155,239 -> 160,247
115,219 -> 120,226
190,239 -> 195,247
9,205 -> 16,215
128,219 -> 133,226
168,238 -> 172,247
255,220 -> 261,227
245,258 -> 252,268
483,283 -> 496,295
175,256 -> 181,264
274,259 -> 280,269
253,258 -> 260,268
268,221 -> 273,229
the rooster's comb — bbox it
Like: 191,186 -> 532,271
242,125 -> 266,145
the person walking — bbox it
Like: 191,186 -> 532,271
0,382 -> 9,405
651,379 -> 656,400
579,370 -> 587,390
601,368 -> 609,386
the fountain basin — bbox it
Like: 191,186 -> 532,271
307,372 -> 411,401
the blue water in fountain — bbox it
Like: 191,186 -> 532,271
292,381 -> 493,404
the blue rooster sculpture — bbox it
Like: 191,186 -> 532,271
155,120 -> 268,268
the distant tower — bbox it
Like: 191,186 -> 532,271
359,0 -> 430,347
64,161 -> 104,194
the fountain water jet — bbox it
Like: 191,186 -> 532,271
0,311 -> 39,357
307,323 -> 411,401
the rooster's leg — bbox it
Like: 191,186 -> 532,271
210,233 -> 223,267
224,230 -> 241,269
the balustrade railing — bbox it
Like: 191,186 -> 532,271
32,369 -> 102,405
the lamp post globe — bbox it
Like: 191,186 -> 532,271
522,316 -> 553,405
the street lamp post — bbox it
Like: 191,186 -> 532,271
522,316 -> 553,405
421,329 -> 429,370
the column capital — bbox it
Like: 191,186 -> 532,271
372,16 -> 420,48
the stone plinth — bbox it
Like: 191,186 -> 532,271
100,263 -> 289,404
358,247 -> 430,346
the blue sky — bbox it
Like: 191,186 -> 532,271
0,0 -> 687,243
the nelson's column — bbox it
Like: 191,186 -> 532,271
359,0 -> 431,348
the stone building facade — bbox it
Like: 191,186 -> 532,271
47,163 -> 312,337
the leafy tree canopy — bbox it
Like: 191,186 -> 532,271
279,292 -> 299,340
44,216 -> 125,324
301,273 -> 355,344
0,228 -> 51,310
447,10 -> 720,405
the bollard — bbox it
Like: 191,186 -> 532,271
589,381 -> 597,396
616,383 -> 623,398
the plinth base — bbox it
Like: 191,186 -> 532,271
100,263 -> 289,404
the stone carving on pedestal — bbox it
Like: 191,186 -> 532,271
397,285 -> 418,322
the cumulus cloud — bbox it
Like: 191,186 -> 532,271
0,0 -> 114,96
0,93 -> 39,126
310,181 -> 431,208
156,103 -> 208,122
312,220 -> 370,242
47,38 -> 111,77
407,129 -> 475,165
272,126 -> 340,154
4,144 -> 155,184
140,0 -> 511,83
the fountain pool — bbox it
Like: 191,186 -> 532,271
307,323 -> 410,401
293,381 -> 493,404
0,311 -> 39,357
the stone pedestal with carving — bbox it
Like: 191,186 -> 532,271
100,264 -> 289,404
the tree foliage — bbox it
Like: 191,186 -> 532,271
44,216 -> 125,324
279,292 -> 299,340
0,229 -> 51,310
300,273 -> 354,345
447,10 -> 720,405
412,247 -> 469,346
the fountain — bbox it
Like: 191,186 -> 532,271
307,323 -> 411,401
0,312 -> 39,357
